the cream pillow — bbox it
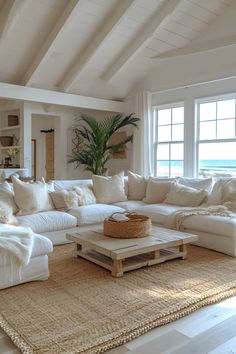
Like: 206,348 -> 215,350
164,182 -> 208,207
0,182 -> 18,214
207,178 -> 231,205
143,178 -> 173,204
127,171 -> 147,200
72,185 -> 96,205
0,201 -> 18,225
92,171 -> 127,204
222,178 -> 236,203
12,176 -> 53,215
179,177 -> 213,192
50,190 -> 79,211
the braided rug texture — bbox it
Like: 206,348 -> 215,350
0,244 -> 236,354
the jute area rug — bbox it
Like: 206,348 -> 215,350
0,244 -> 236,354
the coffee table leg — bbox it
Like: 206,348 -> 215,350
77,243 -> 82,257
112,259 -> 123,277
179,244 -> 187,259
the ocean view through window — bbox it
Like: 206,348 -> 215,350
154,104 -> 184,177
197,97 -> 236,177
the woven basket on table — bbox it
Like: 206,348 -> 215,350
103,212 -> 152,238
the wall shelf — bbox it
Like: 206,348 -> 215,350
0,145 -> 21,150
0,125 -> 20,131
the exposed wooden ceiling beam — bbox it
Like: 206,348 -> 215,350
101,0 -> 182,82
0,0 -> 25,41
21,0 -> 80,86
0,82 -> 125,112
152,35 -> 236,59
60,0 -> 135,92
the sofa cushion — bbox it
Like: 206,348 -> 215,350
92,172 -> 127,204
114,200 -> 147,212
164,182 -> 208,207
12,177 -> 53,215
50,189 -> 79,211
182,213 -> 236,238
143,178 -> 173,204
179,177 -> 213,192
0,181 -> 18,214
127,171 -> 147,200
72,185 -> 96,205
133,203 -> 180,225
68,204 -> 125,225
17,211 -> 77,233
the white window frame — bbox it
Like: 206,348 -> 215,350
153,101 -> 184,177
196,93 -> 236,177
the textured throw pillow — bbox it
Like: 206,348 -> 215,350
179,177 -> 213,192
164,182 -> 208,207
0,201 -> 18,225
92,171 -> 127,204
50,190 -> 79,211
127,171 -> 147,200
12,176 -> 53,215
221,178 -> 236,203
143,178 -> 173,204
0,181 -> 18,214
207,178 -> 231,205
72,185 -> 96,205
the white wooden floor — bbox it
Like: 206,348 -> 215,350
1,296 -> 236,354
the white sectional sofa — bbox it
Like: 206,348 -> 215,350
14,176 -> 236,257
1,172 -> 236,290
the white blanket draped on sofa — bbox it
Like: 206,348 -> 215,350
165,205 -> 232,231
0,224 -> 33,267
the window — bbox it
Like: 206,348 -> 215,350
154,104 -> 184,177
197,97 -> 236,177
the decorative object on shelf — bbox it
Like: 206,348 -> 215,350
6,147 -> 19,167
103,212 -> 152,238
8,115 -> 19,126
68,113 -> 140,175
0,136 -> 13,146
12,134 -> 19,146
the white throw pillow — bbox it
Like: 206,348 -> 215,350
0,182 -> 18,214
92,172 -> 127,204
0,201 -> 18,225
221,178 -> 236,202
143,178 -> 173,204
179,177 -> 213,192
12,176 -> 53,215
50,190 -> 79,210
207,178 -> 232,205
72,185 -> 96,205
164,182 -> 208,207
127,171 -> 147,200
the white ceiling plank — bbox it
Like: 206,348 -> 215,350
101,0 -> 182,83
0,0 -> 25,41
21,0 -> 80,87
60,0 -> 136,92
152,35 -> 236,59
0,82 -> 125,112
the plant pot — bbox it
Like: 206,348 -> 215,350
0,136 -> 13,146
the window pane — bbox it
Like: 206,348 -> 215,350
172,107 -> 184,124
170,161 -> 183,177
171,143 -> 183,160
157,143 -> 169,160
198,142 -> 236,177
158,109 -> 171,125
217,119 -> 235,139
172,124 -> 184,141
200,102 -> 216,121
217,99 -> 235,119
156,161 -> 169,177
158,125 -> 171,142
199,121 -> 216,140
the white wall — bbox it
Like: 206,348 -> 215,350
27,102 -> 133,179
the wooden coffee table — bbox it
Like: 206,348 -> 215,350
66,226 -> 198,277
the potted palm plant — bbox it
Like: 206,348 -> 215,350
68,113 -> 139,175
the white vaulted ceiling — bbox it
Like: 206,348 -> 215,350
0,0 -> 234,100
